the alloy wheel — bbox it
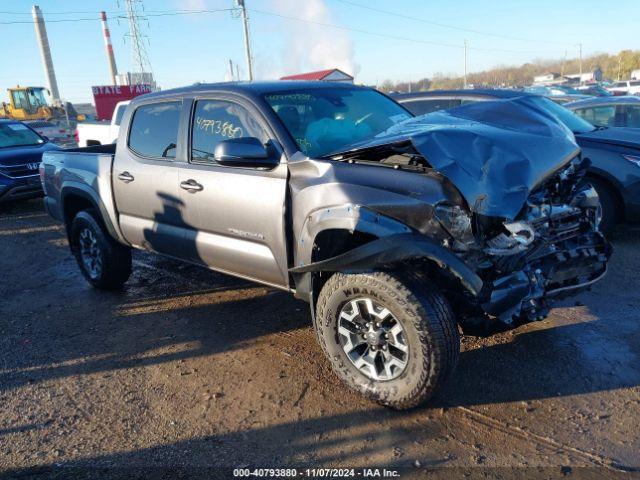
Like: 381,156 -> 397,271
78,228 -> 102,280
337,298 -> 409,381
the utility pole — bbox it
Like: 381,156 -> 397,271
578,42 -> 583,80
236,0 -> 254,81
463,39 -> 468,89
617,54 -> 622,81
229,59 -> 234,81
561,50 -> 567,77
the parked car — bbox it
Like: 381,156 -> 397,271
606,80 -> 640,96
524,85 -> 580,95
565,96 -> 640,128
522,86 -> 590,104
24,120 -> 77,148
0,119 -> 60,202
395,89 -> 640,233
547,94 -> 592,105
42,82 -> 610,409
76,100 -> 129,147
576,85 -> 613,97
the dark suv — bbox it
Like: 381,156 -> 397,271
0,119 -> 60,203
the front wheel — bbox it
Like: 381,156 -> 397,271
70,210 -> 132,290
314,271 -> 459,409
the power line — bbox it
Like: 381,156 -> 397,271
0,5 -> 561,57
0,8 -> 235,24
248,8 -> 560,56
335,0 -> 572,47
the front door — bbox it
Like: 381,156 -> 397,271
113,100 -> 188,256
177,97 -> 289,288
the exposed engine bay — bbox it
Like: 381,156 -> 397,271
469,156 -> 609,324
329,147 -> 611,327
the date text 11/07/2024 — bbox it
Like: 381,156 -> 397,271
232,468 -> 401,477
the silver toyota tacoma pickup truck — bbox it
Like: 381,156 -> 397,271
41,82 -> 610,409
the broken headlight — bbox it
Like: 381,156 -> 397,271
485,221 -> 536,256
434,203 -> 475,247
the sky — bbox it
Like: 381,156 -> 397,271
0,0 -> 637,103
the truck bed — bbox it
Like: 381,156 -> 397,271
41,143 -> 124,243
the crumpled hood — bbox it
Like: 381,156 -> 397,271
332,98 -> 580,220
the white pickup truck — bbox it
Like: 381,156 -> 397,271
76,100 -> 129,147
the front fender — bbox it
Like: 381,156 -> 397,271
295,204 -> 412,269
290,232 -> 483,299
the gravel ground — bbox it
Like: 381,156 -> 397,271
0,199 -> 638,479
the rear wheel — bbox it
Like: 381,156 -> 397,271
70,210 -> 132,289
314,271 -> 459,409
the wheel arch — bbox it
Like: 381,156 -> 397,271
60,184 -> 122,243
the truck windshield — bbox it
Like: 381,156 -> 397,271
0,123 -> 45,148
264,87 -> 412,157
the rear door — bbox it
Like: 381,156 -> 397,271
176,95 -> 290,288
113,99 -> 189,256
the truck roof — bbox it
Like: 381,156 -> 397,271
130,81 -> 368,104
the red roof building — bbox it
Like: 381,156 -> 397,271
280,68 -> 354,83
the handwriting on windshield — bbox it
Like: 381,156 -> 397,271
267,94 -> 312,102
296,137 -> 312,154
196,116 -> 243,139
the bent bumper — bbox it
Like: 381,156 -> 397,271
482,231 -> 611,324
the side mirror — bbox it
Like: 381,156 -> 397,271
214,137 -> 279,168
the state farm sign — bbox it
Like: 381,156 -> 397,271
92,84 -> 152,120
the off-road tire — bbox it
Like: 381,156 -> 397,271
70,210 -> 132,290
314,271 -> 459,409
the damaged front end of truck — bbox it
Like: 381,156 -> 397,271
290,99 -> 611,331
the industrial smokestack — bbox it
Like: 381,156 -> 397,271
31,5 -> 60,104
100,11 -> 118,85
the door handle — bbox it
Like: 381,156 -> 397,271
180,179 -> 204,192
117,171 -> 134,183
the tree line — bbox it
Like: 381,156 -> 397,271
378,50 -> 640,93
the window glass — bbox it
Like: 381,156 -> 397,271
264,88 -> 411,157
191,99 -> 267,163
574,106 -> 616,127
27,89 -> 47,108
128,101 -> 181,158
630,81 -> 640,86
0,122 -> 45,148
11,90 -> 28,110
404,99 -> 462,116
113,104 -> 127,126
460,99 -> 483,106
625,105 -> 640,128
